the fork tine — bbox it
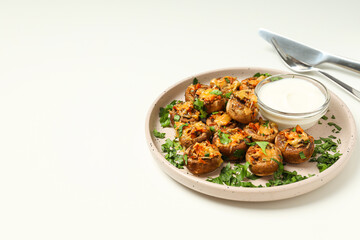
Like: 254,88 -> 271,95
271,38 -> 312,68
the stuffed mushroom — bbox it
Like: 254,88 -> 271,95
212,127 -> 249,161
274,125 -> 315,164
198,87 -> 227,114
239,74 -> 267,90
169,101 -> 200,126
209,76 -> 240,95
185,140 -> 223,175
244,118 -> 279,143
206,111 -> 238,132
177,121 -> 212,148
246,142 -> 283,176
226,90 -> 258,124
185,82 -> 210,102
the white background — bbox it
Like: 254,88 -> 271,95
1,0 -> 359,239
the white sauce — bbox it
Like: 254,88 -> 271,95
258,78 -> 326,113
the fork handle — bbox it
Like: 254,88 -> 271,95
318,70 -> 360,101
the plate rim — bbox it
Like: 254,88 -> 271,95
145,66 -> 357,201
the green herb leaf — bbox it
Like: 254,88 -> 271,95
253,73 -> 271,78
159,100 -> 180,127
177,123 -> 188,137
245,138 -> 256,146
192,78 -> 199,85
174,114 -> 180,122
161,139 -> 184,169
218,130 -> 231,145
262,120 -> 269,127
310,137 -> 342,172
299,151 -> 306,159
328,122 -> 342,131
193,98 -> 207,119
321,115 -> 328,120
153,129 -> 166,139
206,162 -> 260,188
256,141 -> 269,155
209,90 -> 223,96
224,92 -> 232,99
272,158 -> 284,179
184,154 -> 188,165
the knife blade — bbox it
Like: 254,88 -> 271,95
259,28 -> 360,73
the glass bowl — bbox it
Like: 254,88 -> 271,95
254,73 -> 331,130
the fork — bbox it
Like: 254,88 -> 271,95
271,38 -> 360,101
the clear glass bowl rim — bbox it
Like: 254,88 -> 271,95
254,73 -> 331,118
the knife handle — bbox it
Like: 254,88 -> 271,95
326,55 -> 360,73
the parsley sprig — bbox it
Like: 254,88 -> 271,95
161,139 -> 186,169
153,129 -> 165,139
266,159 -> 314,186
207,162 -> 260,187
193,98 -> 207,119
159,100 -> 180,127
310,137 -> 342,172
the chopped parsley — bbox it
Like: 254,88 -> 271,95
161,139 -> 185,169
159,100 -> 180,127
224,92 -> 232,99
177,123 -> 188,137
299,151 -> 306,159
328,122 -> 342,132
207,162 -> 260,187
192,78 -> 199,85
262,120 -> 269,127
256,141 -> 269,155
153,129 -> 165,139
218,130 -> 231,145
310,137 -> 342,172
173,114 -> 180,122
321,115 -> 328,120
209,90 -> 223,96
267,170 -> 314,187
253,72 -> 271,78
193,98 -> 207,119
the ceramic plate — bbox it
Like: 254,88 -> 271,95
145,67 -> 357,201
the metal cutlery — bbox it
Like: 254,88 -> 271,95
259,29 -> 360,73
271,38 -> 360,101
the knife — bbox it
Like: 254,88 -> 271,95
259,28 -> 360,73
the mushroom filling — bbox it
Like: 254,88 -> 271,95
232,90 -> 258,116
180,122 -> 209,138
188,141 -> 222,163
247,118 -> 276,136
171,101 -> 200,121
284,125 -> 310,148
210,76 -> 240,93
198,88 -> 223,103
